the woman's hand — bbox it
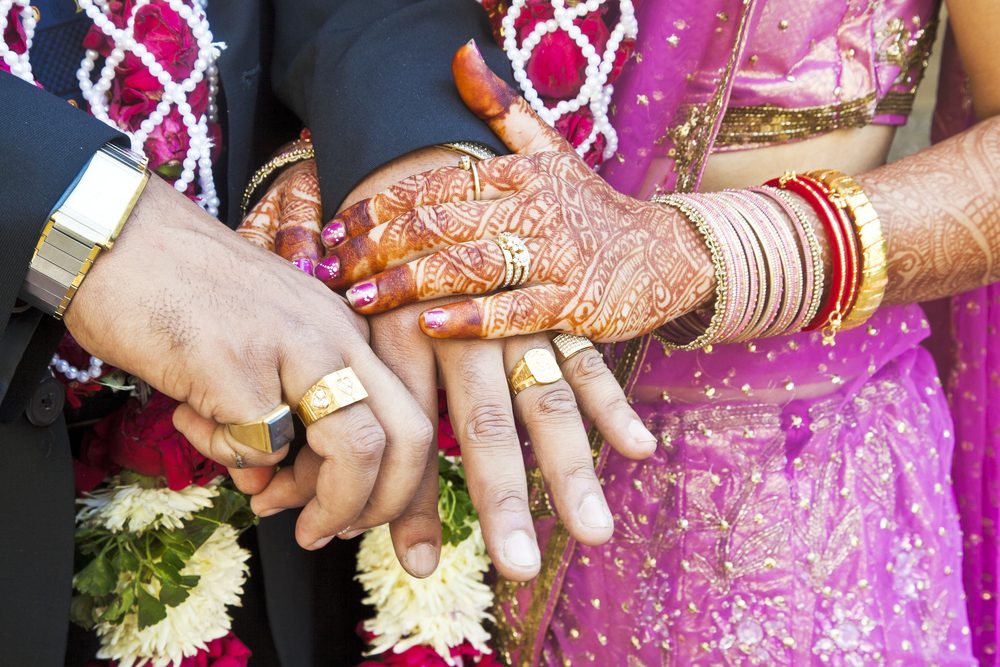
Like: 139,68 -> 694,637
314,42 -> 712,342
238,155 -> 658,581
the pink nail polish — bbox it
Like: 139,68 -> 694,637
347,282 -> 377,307
423,308 -> 449,329
314,256 -> 340,282
292,258 -> 313,274
322,221 -> 346,247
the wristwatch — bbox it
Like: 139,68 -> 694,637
21,142 -> 149,319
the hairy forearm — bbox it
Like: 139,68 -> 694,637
858,114 -> 1000,304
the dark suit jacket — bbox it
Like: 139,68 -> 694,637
0,1 -> 512,664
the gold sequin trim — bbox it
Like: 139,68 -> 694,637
715,92 -> 877,146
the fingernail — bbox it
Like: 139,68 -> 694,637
310,535 -> 334,550
628,419 -> 657,445
422,308 -> 449,329
257,507 -> 285,518
322,221 -> 346,247
347,282 -> 377,307
502,530 -> 540,569
292,258 -> 314,274
314,256 -> 340,282
577,493 -> 613,531
338,528 -> 365,540
404,542 -> 439,578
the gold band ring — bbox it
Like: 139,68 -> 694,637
226,404 -> 294,454
508,348 -> 563,396
297,368 -> 369,427
551,334 -> 596,363
495,232 -> 530,289
457,156 -> 482,200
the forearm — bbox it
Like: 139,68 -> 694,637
854,114 -> 1000,304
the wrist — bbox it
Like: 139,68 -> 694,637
21,143 -> 149,320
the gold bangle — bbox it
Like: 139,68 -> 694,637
649,194 -> 730,351
804,169 -> 887,330
240,142 -> 316,217
439,141 -> 498,162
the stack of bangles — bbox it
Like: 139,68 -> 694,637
650,169 -> 887,350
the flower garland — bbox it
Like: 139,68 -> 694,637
479,0 -> 636,167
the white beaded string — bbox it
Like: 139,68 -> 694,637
0,1 -> 37,83
51,354 -> 104,384
493,0 -> 636,162
76,0 -> 223,216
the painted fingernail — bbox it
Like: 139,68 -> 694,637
404,542 -> 439,578
628,419 -> 657,446
292,258 -> 313,274
422,308 -> 449,329
502,530 -> 540,569
314,256 -> 340,282
577,493 -> 613,531
347,282 -> 377,307
310,535 -> 335,550
257,507 -> 286,518
322,221 -> 346,247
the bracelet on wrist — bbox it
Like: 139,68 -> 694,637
240,137 -> 316,218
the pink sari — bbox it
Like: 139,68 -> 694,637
491,1 -> 988,664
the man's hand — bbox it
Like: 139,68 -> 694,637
65,175 -> 434,550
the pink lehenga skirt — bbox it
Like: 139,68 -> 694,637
496,304 -> 975,666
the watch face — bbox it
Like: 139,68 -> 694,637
524,348 -> 562,384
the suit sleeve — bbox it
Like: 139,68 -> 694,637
271,0 -> 514,214
0,73 -> 127,334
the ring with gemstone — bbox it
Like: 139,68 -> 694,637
296,368 -> 369,427
226,403 -> 294,454
495,232 -> 530,289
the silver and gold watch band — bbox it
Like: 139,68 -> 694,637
21,143 -> 149,319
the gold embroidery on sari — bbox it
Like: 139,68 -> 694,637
714,93 -> 877,147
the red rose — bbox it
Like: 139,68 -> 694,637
554,110 -> 606,168
86,632 -> 251,667
2,7 -> 27,56
75,416 -> 119,495
517,2 -> 610,100
94,392 -> 226,490
132,2 -> 200,79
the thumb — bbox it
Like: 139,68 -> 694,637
452,40 -> 574,155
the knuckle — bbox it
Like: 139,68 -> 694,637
449,243 -> 493,274
462,402 -> 517,449
559,458 -> 598,485
524,384 -> 579,421
339,418 -> 387,464
566,350 -> 610,387
485,482 -> 529,516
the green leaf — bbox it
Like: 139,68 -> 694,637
75,555 -> 116,597
136,587 -> 167,629
159,581 -> 191,608
69,595 -> 96,630
99,585 -> 135,625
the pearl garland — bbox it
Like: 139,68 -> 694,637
495,0 -> 636,162
51,354 -> 104,384
0,0 -> 222,216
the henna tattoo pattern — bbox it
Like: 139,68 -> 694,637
861,115 -> 1000,305
237,159 -> 323,269
316,43 -> 714,343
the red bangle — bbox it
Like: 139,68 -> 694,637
764,173 -> 858,335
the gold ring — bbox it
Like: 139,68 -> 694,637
226,404 -> 294,454
495,232 -> 530,288
456,156 -> 482,201
551,334 -> 596,363
234,452 -> 245,469
508,348 -> 563,396
297,368 -> 369,427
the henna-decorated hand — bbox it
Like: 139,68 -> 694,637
239,153 -> 658,581
314,42 -> 712,342
238,156 -> 323,274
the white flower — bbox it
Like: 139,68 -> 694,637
77,476 -> 222,533
94,523 -> 250,667
357,521 -> 494,665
